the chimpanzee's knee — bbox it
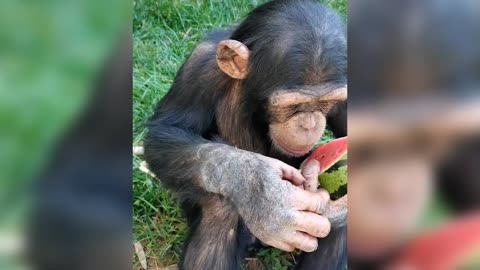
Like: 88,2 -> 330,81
180,196 -> 252,270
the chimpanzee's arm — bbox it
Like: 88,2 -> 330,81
144,34 -> 290,203
145,38 -> 336,253
145,96 -> 323,250
145,89 -> 299,205
144,36 -> 234,201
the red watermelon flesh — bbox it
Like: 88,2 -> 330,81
391,214 -> 480,270
304,137 -> 348,174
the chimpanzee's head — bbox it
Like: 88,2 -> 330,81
216,0 -> 347,157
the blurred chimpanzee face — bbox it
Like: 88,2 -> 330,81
347,112 -> 439,258
348,153 -> 433,258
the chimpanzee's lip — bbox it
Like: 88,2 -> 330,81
274,138 -> 314,157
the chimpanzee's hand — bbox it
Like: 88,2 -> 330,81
302,159 -> 348,228
221,153 -> 333,253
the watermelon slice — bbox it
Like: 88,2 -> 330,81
391,214 -> 480,270
304,137 -> 348,174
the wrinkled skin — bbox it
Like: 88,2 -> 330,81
199,144 -> 334,252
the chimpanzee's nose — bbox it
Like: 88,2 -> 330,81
299,113 -> 316,130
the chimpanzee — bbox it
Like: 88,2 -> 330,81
144,1 -> 347,269
28,34 -> 133,270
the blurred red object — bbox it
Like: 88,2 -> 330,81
391,214 -> 480,270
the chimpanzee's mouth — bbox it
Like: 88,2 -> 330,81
273,138 -> 314,157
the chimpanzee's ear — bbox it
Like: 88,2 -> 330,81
216,40 -> 250,79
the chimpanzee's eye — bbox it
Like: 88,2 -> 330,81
286,105 -> 301,116
317,101 -> 335,114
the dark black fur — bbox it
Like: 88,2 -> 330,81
145,1 -> 347,269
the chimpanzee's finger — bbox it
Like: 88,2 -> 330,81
275,160 -> 306,186
262,239 -> 295,252
261,156 -> 305,185
294,211 -> 331,238
301,159 -> 320,191
287,231 -> 318,253
293,187 -> 330,214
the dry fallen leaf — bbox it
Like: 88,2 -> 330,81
133,146 -> 145,156
134,241 -> 147,270
244,258 -> 265,270
157,265 -> 178,270
139,161 -> 156,177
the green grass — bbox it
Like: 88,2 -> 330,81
0,0 -> 129,233
0,1 -> 129,269
133,0 -> 347,268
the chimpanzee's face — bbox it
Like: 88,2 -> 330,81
214,0 -> 347,157
215,28 -> 346,158
267,85 -> 347,157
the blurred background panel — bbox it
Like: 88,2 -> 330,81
348,0 -> 480,269
0,0 -> 131,269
